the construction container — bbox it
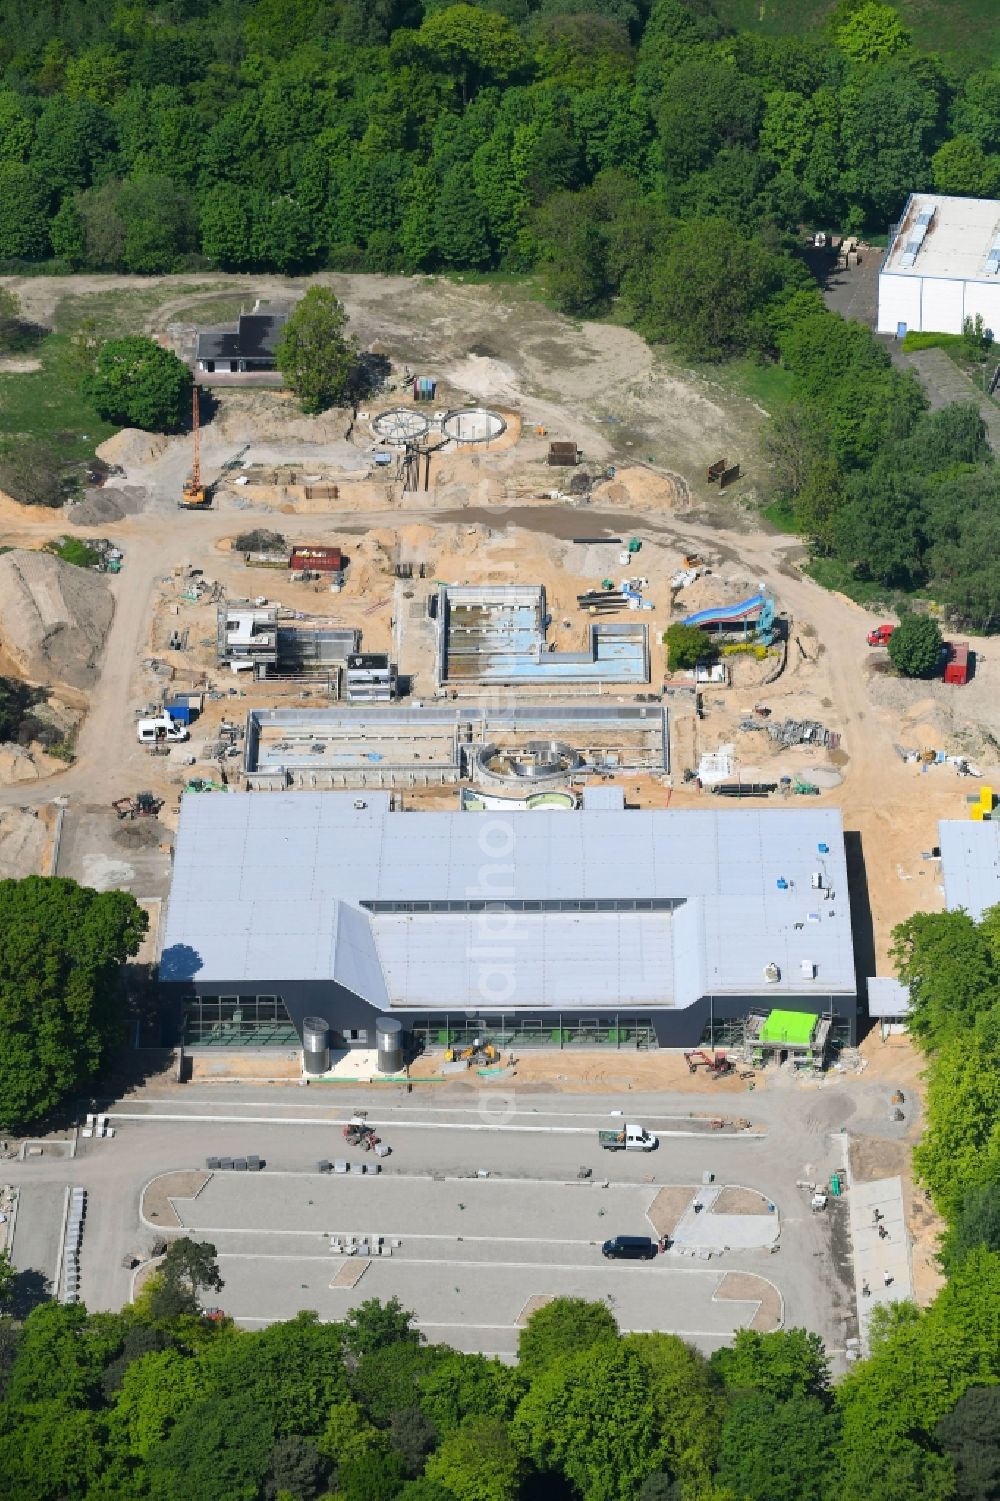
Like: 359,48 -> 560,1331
547,441 -> 579,467
302,1017 -> 330,1075
981,785 -> 994,810
289,546 -> 344,573
943,641 -> 970,685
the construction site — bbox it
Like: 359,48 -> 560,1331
0,269 -> 997,1025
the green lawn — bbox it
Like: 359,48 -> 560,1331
715,357 -> 798,414
52,282 -> 236,338
713,0 -> 1000,66
0,334 -> 116,488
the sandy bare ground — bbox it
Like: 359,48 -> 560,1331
714,1271 -> 782,1332
141,1169 -> 210,1227
648,1187 -> 696,1237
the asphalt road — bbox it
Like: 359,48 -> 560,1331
3,1079 -> 883,1363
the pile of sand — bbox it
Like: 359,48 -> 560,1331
96,428 -> 171,470
71,486 -> 147,525
0,551 -> 114,689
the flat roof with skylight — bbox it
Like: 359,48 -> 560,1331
160,794 -> 856,1016
882,194 -> 1000,281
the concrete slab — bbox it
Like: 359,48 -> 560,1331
849,1176 -> 912,1352
9,1182 -> 66,1298
670,1184 -> 779,1250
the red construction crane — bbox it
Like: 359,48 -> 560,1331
180,383 -> 208,509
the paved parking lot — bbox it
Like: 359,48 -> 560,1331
153,1170 -> 776,1354
3,1079 -> 876,1363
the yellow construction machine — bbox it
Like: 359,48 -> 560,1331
179,384 -> 212,509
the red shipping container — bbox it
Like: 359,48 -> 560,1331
944,641 -> 969,685
289,546 -> 343,572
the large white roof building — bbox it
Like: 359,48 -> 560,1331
159,793 -> 859,1052
877,193 -> 1000,336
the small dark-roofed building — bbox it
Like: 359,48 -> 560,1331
195,301 -> 289,384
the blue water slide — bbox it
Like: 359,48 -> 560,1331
681,593 -> 767,629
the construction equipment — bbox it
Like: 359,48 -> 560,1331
112,791 -> 163,820
180,385 -> 212,509
343,1114 -> 381,1151
792,778 -> 820,796
684,1050 -> 734,1077
443,1041 -> 499,1064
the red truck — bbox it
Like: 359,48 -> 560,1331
866,624 -> 894,647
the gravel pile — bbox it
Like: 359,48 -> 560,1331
72,486 -> 147,525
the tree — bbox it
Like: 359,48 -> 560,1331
424,1417 -> 522,1501
266,1436 -> 330,1500
516,1295 -> 618,1378
0,1248 -> 14,1312
83,336 -> 192,432
716,1391 -> 840,1501
887,613 -> 944,679
336,1449 -> 409,1501
934,1386 -> 1000,1500
513,1339 -> 664,1501
890,909 -> 999,1051
412,5 -> 527,106
343,1296 -> 421,1359
943,1183 -> 1000,1270
913,1034 -> 1000,1217
276,288 -> 355,416
624,1333 -> 722,1491
146,1393 -> 276,1501
664,622 -> 713,671
833,2 -> 911,64
0,163 -> 50,260
418,1351 -> 523,1435
0,876 -> 147,1130
389,1407 -> 438,1475
711,1327 -> 830,1402
643,219 -> 785,360
107,1347 -> 206,1457
933,136 -> 1000,198
145,1238 -> 223,1320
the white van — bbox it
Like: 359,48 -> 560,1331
136,714 -> 189,745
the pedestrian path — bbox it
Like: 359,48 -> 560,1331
849,1176 -> 912,1354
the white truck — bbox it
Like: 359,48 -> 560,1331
136,713 -> 189,745
599,1124 -> 658,1152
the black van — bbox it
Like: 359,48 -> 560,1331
601,1235 -> 658,1261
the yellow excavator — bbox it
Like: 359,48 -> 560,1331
179,384 -> 212,509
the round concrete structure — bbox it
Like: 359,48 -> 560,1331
442,407 -> 506,444
371,408 -> 430,445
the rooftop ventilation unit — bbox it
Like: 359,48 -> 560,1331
899,206 -> 936,269
986,227 -> 1000,275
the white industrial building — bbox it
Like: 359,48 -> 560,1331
877,193 -> 1000,336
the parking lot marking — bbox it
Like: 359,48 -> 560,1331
111,1111 -> 763,1140
125,1099 -> 727,1124
214,1251 -> 735,1277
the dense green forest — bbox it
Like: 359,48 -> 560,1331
2,0 -> 999,620
2,1280 -> 999,1501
